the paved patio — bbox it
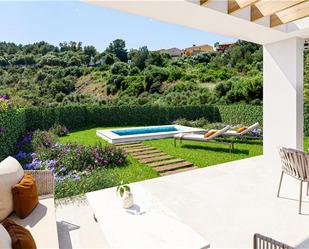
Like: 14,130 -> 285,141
56,156 -> 309,248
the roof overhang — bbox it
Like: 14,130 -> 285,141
83,0 -> 309,45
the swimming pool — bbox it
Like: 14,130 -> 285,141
96,125 -> 205,144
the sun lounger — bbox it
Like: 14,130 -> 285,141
223,122 -> 259,137
174,126 -> 235,152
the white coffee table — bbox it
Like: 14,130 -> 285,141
87,183 -> 210,249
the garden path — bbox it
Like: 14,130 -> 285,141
115,142 -> 198,176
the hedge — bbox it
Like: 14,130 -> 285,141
24,104 -> 264,131
217,105 -> 263,126
25,105 -> 222,130
0,109 -> 26,161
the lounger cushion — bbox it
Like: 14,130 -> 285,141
0,157 -> 24,221
0,223 -> 12,249
204,130 -> 217,138
12,173 -> 39,219
1,218 -> 36,249
237,127 -> 247,133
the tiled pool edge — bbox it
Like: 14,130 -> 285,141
97,125 -> 205,144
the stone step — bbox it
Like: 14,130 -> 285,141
160,166 -> 198,176
134,152 -> 167,160
117,144 -> 145,149
139,155 -> 173,164
155,161 -> 194,173
115,142 -> 141,147
131,149 -> 162,156
148,158 -> 185,167
124,146 -> 153,153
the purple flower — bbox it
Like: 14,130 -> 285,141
25,160 -> 42,170
0,127 -> 5,135
31,153 -> 37,159
252,128 -> 262,136
70,175 -> 81,181
46,160 -> 57,171
59,166 -> 66,173
63,147 -> 70,153
14,151 -> 27,160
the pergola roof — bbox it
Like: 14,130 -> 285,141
84,0 -> 309,45
201,0 -> 309,28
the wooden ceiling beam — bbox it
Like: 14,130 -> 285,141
200,0 -> 209,6
251,0 -> 306,22
228,0 -> 259,14
270,1 -> 309,27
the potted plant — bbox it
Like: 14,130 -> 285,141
116,183 -> 133,209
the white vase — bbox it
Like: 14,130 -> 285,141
122,191 -> 134,209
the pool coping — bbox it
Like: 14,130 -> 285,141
96,125 -> 205,144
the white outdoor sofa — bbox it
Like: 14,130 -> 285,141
0,157 -> 59,249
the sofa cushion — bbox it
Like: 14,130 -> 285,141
0,157 -> 24,221
12,173 -> 39,219
0,223 -> 12,249
1,218 -> 36,249
9,197 -> 59,249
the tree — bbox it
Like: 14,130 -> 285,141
111,62 -> 129,76
146,52 -> 166,67
105,39 -> 128,62
84,45 -> 97,64
128,46 -> 149,70
84,45 -> 97,58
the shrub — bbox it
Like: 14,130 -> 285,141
31,130 -> 58,151
0,95 -> 13,111
0,108 -> 26,160
111,62 -> 129,76
191,118 -> 209,128
173,117 -> 209,128
23,142 -> 127,180
50,124 -> 69,137
173,118 -> 192,127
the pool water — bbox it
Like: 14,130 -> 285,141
112,125 -> 178,136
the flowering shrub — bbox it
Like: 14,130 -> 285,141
0,95 -> 12,111
14,130 -> 127,184
31,130 -> 58,151
50,124 -> 69,137
15,133 -> 33,151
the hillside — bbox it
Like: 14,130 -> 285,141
0,39 -> 303,107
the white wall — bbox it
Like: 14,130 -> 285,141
263,37 -> 304,162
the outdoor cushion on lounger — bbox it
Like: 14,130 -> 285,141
174,125 -> 230,142
223,122 -> 259,137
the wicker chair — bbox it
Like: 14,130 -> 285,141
253,234 -> 294,249
278,147 -> 309,214
24,170 -> 54,196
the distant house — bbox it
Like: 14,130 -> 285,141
214,42 -> 238,52
183,44 -> 213,57
157,48 -> 183,57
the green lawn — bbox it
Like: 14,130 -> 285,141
58,126 -> 309,199
144,138 -> 262,167
304,137 -> 309,150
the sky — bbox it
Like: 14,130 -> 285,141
0,1 -> 236,51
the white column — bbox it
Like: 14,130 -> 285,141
263,37 -> 304,162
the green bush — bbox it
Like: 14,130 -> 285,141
0,109 -> 26,160
217,104 -> 262,126
31,130 -> 58,151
